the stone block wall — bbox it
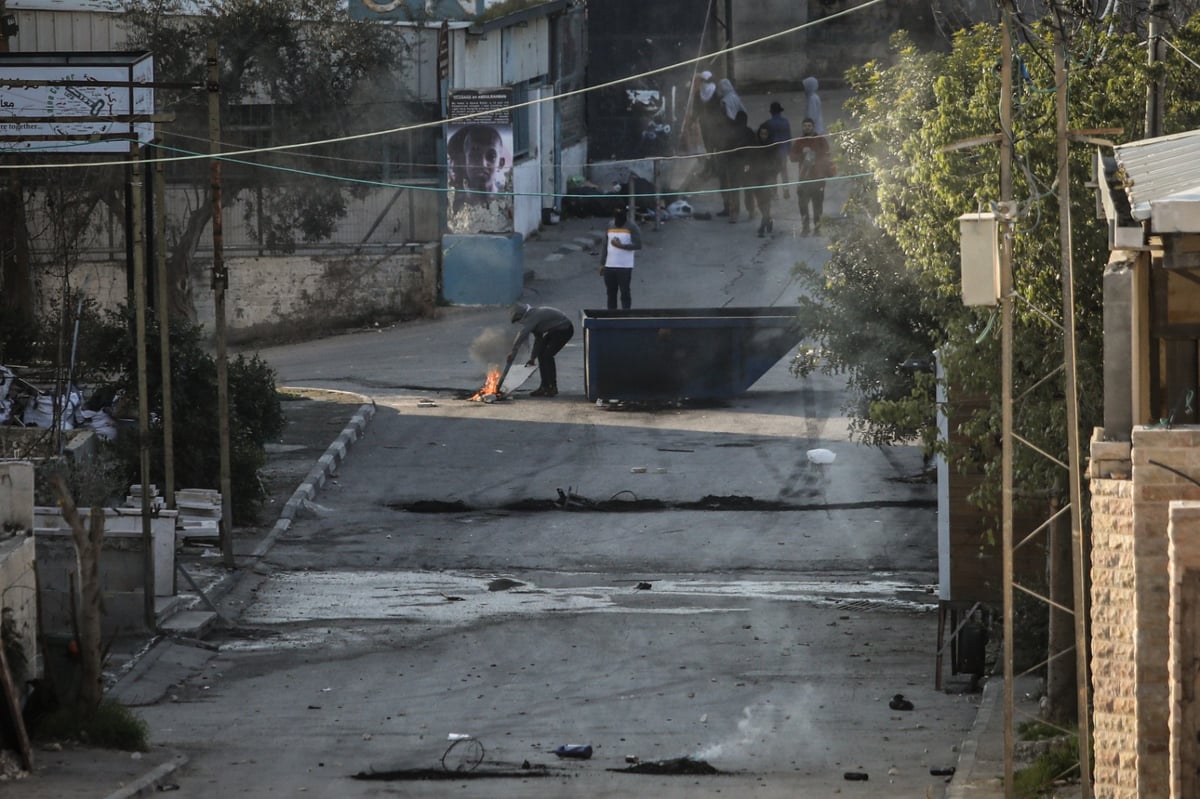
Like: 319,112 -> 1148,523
1088,432 -> 1137,798
1089,426 -> 1200,798
1168,501 -> 1200,799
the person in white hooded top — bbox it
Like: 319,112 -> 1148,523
802,76 -> 824,134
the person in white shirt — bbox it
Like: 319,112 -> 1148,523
599,207 -> 643,310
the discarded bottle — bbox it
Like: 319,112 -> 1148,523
554,744 -> 593,759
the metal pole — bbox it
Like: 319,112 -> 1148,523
131,140 -> 156,631
208,40 -> 235,569
154,152 -> 177,510
999,5 -> 1015,796
1054,28 -> 1093,798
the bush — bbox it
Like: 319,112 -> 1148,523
31,698 -> 149,752
86,306 -> 285,523
1013,735 -> 1079,798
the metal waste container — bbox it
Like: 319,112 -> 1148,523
582,307 -> 802,402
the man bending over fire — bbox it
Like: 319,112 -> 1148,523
508,304 -> 574,397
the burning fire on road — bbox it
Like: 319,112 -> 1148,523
469,367 -> 506,402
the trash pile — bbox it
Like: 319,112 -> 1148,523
561,175 -> 694,223
0,364 -> 125,441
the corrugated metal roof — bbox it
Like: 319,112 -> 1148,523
1113,128 -> 1200,221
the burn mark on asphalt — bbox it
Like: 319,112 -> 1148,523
352,766 -> 553,780
389,495 -> 935,513
610,757 -> 723,775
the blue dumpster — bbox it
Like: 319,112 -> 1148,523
581,307 -> 803,402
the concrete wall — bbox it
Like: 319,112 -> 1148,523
194,246 -> 440,344
39,244 -> 440,346
0,535 -> 39,686
33,508 -> 179,639
0,461 -> 40,684
1088,426 -> 1200,798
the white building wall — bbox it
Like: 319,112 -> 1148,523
8,2 -> 126,52
501,17 -> 548,84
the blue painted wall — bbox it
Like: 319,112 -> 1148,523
442,233 -> 524,305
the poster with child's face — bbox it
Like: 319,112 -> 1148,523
447,89 -> 514,233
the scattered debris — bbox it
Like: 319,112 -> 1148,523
843,771 -> 869,781
635,582 -> 652,590
553,744 -> 593,759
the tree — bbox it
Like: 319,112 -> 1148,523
789,18 -> 1190,724
120,0 -> 412,319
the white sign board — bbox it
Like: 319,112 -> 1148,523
0,55 -> 154,153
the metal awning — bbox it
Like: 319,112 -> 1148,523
1113,128 -> 1200,232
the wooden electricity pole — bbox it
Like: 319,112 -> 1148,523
1054,24 -> 1093,797
131,139 -> 156,630
999,8 -> 1016,796
208,40 -> 234,568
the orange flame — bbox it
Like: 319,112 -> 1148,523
469,368 -> 503,401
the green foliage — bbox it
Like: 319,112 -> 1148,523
32,698 -> 150,752
801,21 -> 1152,511
91,306 -> 285,523
121,0 -> 411,254
1013,735 -> 1080,798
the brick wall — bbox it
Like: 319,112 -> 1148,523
1090,426 -> 1200,798
1089,443 -> 1137,798
1168,501 -> 1200,799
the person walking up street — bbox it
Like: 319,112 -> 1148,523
715,79 -> 748,219
802,76 -> 824,134
789,117 -> 834,237
507,304 -> 575,397
763,101 -> 792,199
722,108 -> 758,223
750,122 -> 777,237
600,208 -> 643,310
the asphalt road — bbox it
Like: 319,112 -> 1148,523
128,160 -> 983,797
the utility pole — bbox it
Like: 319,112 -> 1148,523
208,40 -> 234,568
1054,24 -> 1093,797
998,6 -> 1016,796
154,154 -> 176,509
131,139 -> 155,630
1146,0 -> 1168,138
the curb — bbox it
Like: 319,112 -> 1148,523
252,397 -> 377,560
946,677 -> 999,799
103,752 -> 188,799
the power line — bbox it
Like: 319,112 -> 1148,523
0,0 -> 885,171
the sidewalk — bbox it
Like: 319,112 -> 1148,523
3,391 -> 374,799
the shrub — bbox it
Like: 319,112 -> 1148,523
31,698 -> 149,752
85,305 -> 285,523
